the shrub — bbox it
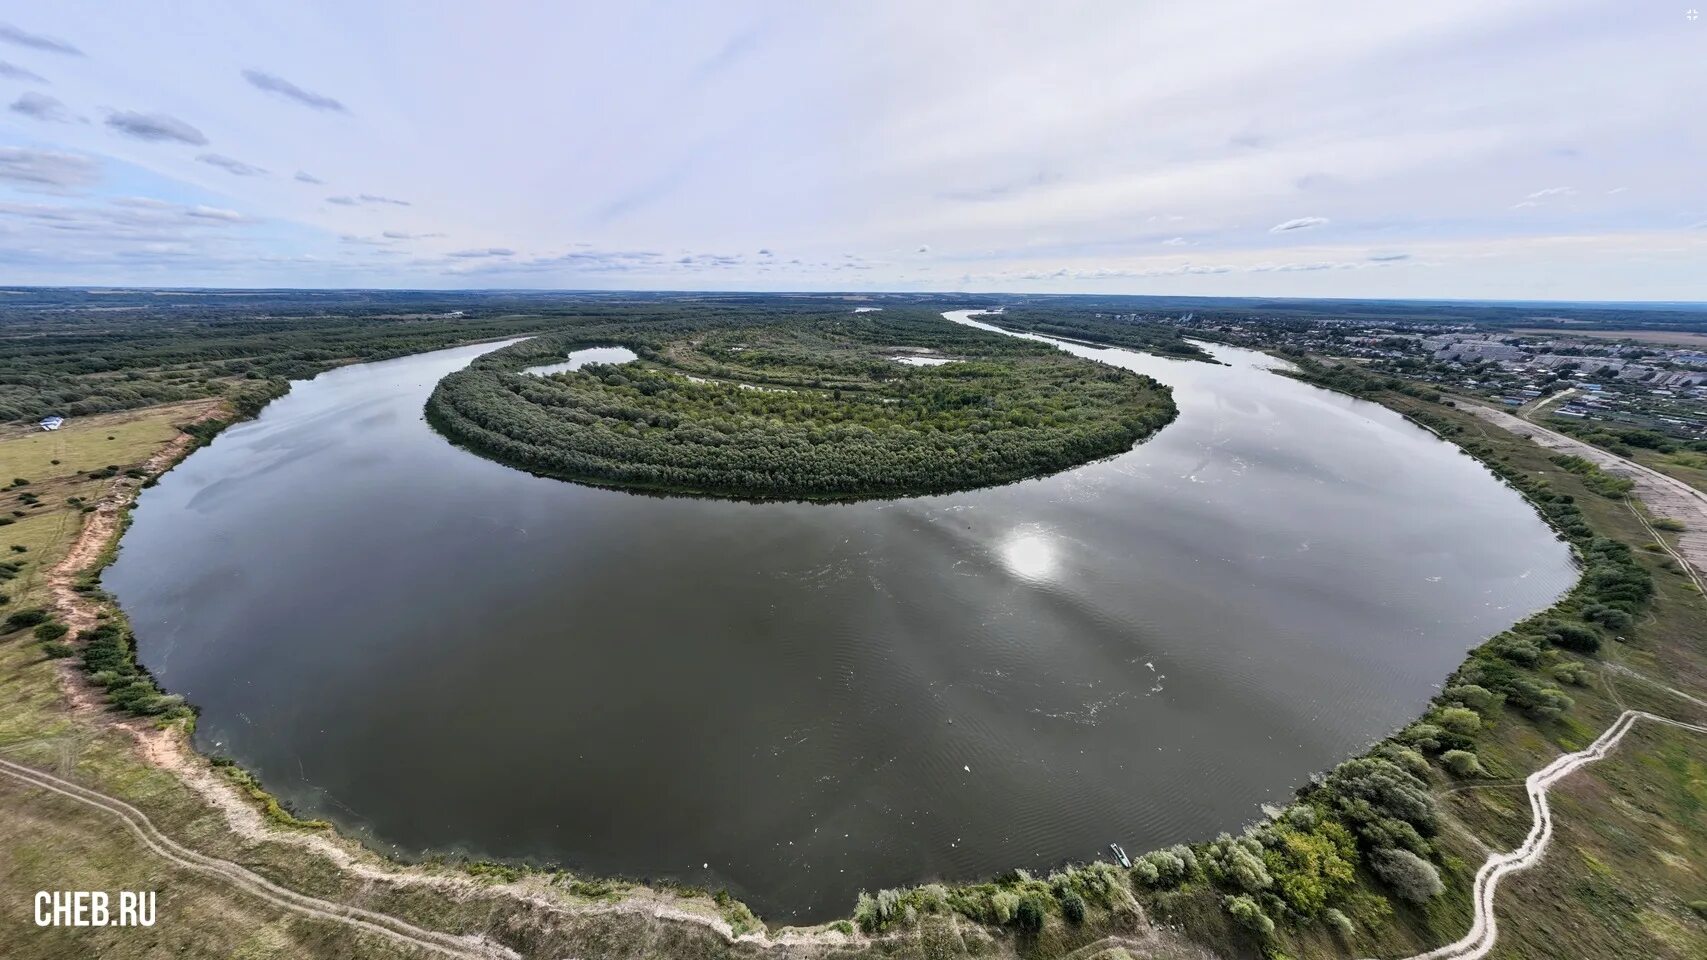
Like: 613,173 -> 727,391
1489,635 -> 1542,665
1441,750 -> 1483,778
4,608 -> 50,631
1059,890 -> 1085,924
1260,820 -> 1357,916
1134,849 -> 1188,888
1523,686 -> 1574,722
988,891 -> 1019,925
1401,722 -> 1446,753
1580,603 -> 1632,630
1224,895 -> 1274,937
1369,848 -> 1443,902
1552,661 -> 1591,686
1325,907 -> 1355,940
1435,706 -> 1481,737
33,621 -> 69,642
1373,743 -> 1431,779
1205,834 -> 1272,892
40,641 -> 74,658
1014,894 -> 1047,932
1547,622 -> 1602,654
854,892 -> 879,932
1443,683 -> 1503,716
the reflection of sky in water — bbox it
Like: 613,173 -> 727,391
108,317 -> 1574,922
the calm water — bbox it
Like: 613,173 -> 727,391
107,312 -> 1574,921
523,345 -> 638,376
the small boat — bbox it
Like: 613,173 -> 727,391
1109,842 -> 1131,869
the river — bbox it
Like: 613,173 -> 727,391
105,311 -> 1574,921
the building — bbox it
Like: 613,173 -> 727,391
38,416 -> 64,431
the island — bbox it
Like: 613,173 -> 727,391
426,307 -> 1177,499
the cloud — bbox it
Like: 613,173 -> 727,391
198,153 -> 268,176
447,247 -> 515,258
184,205 -> 248,222
1269,216 -> 1328,233
1525,186 -> 1575,200
9,91 -> 69,122
105,110 -> 207,145
242,69 -> 347,112
916,244 -> 931,253
1161,236 -> 1189,246
381,230 -> 444,240
327,193 -> 412,207
0,147 -> 98,192
0,23 -> 82,56
0,60 -> 46,82
1367,252 -> 1411,262
757,248 -> 773,256
294,170 -> 324,184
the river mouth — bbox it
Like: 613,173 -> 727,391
105,315 -> 1574,923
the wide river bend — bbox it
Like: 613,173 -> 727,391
107,310 -> 1574,920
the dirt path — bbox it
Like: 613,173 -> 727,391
1376,709 -> 1707,960
0,756 -> 514,959
1458,400 -> 1707,579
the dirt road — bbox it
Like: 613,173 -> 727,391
1378,708 -> 1707,960
1459,400 -> 1707,578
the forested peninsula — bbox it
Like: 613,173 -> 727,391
426,307 -> 1176,500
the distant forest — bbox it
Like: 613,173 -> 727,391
4,287 -> 1700,430
427,306 -> 1177,500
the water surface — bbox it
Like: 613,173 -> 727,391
107,314 -> 1573,921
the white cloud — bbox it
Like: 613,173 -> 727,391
1270,217 -> 1329,234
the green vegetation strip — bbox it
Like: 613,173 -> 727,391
427,308 -> 1177,500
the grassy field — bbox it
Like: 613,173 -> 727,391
3,381 -> 1706,959
1513,328 -> 1707,347
1270,384 -> 1707,959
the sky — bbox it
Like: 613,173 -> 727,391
0,1 -> 1702,299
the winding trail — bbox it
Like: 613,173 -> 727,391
1378,708 -> 1707,960
0,756 -> 517,959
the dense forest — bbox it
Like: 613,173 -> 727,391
0,290 -> 993,425
427,307 -> 1176,499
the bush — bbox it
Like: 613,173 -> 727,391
1133,849 -> 1189,888
4,608 -> 49,631
1441,750 -> 1483,777
1325,907 -> 1355,940
1205,834 -> 1272,892
1373,743 -> 1431,779
1401,722 -> 1447,753
1580,603 -> 1633,630
988,891 -> 1019,925
33,621 -> 69,642
1224,895 -> 1274,937
1014,894 -> 1047,932
1552,661 -> 1591,686
1369,848 -> 1444,902
1547,622 -> 1602,654
1059,890 -> 1085,924
1444,683 -> 1503,716
1489,635 -> 1542,665
1435,706 -> 1481,737
39,640 -> 74,658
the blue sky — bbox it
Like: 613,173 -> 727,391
0,1 -> 1702,298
